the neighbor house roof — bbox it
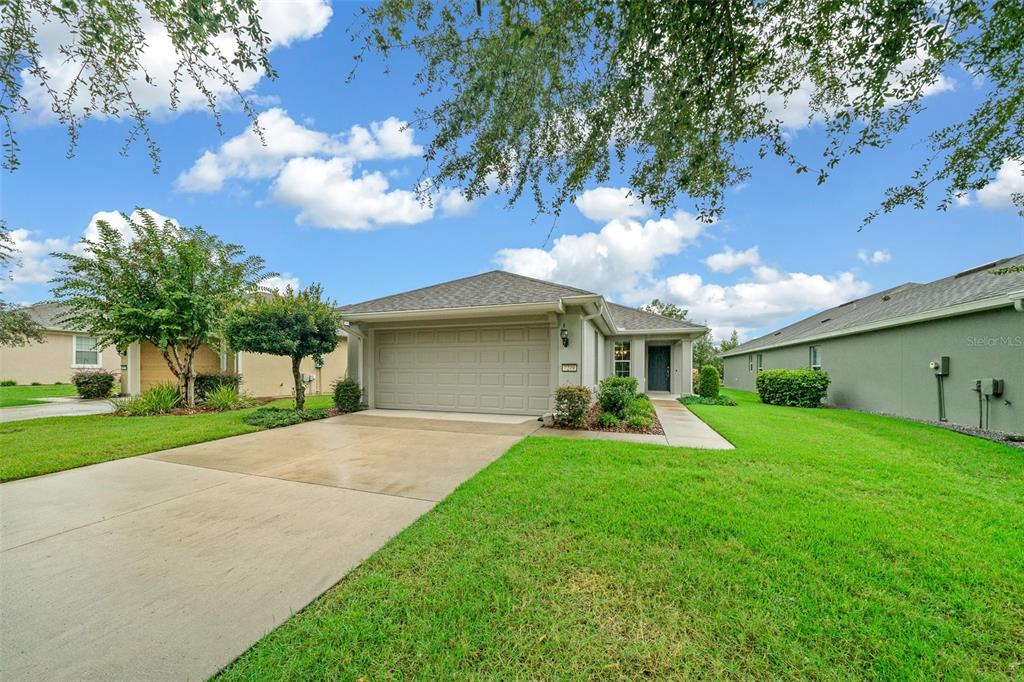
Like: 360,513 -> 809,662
722,253 -> 1024,357
339,270 -> 705,334
18,302 -> 80,333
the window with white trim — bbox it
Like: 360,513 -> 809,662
748,355 -> 754,372
809,345 -> 821,370
614,341 -> 631,377
74,335 -> 101,367
756,353 -> 763,372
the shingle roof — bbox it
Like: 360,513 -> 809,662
339,271 -> 597,314
606,302 -> 705,331
724,253 -> 1024,356
18,302 -> 80,332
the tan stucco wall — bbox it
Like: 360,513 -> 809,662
139,342 -> 222,391
0,332 -> 121,384
239,340 -> 348,398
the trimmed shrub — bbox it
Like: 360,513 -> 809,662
756,369 -> 831,408
194,372 -> 241,401
332,377 -> 363,412
593,412 -> 620,428
30,381 -> 41,386
697,365 -> 720,399
202,385 -> 257,412
625,414 -> 654,430
624,396 -> 654,420
598,376 -> 638,417
243,407 -> 330,428
553,384 -> 592,427
0,379 -> 16,387
71,370 -> 117,399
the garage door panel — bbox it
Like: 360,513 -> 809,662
375,324 -> 551,415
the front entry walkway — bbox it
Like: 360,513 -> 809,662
0,412 -> 538,681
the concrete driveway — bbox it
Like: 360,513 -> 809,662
0,397 -> 115,423
0,411 -> 539,681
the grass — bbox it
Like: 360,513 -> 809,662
0,395 -> 333,481
217,390 -> 1023,680
0,383 -> 78,408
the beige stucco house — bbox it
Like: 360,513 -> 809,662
339,271 -> 706,416
3,302 -> 347,399
0,303 -> 122,384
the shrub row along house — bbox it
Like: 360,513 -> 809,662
0,302 -> 348,398
722,254 -> 1024,433
339,271 -> 707,415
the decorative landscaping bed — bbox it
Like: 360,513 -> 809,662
551,377 -> 663,435
550,402 -> 664,435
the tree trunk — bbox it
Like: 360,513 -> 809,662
291,355 -> 305,410
182,347 -> 197,408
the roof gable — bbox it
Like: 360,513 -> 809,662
606,302 -> 705,332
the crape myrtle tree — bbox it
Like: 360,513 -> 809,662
355,1 -> 1024,225
223,284 -> 340,410
51,211 -> 269,407
0,220 -> 44,346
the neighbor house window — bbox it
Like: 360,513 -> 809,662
614,341 -> 631,377
748,355 -> 754,372
809,346 -> 821,370
74,335 -> 101,367
756,354 -> 763,372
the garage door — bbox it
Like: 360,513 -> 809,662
374,324 -> 552,415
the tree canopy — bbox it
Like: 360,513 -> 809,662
50,210 -> 268,405
1,0 -> 273,171
358,0 -> 1024,224
641,299 -> 688,321
224,284 -> 339,410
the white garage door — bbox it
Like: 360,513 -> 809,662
374,324 -> 552,415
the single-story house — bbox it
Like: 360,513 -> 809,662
1,302 -> 347,398
122,337 -> 348,399
722,254 -> 1024,433
0,302 -> 121,384
339,270 -> 707,415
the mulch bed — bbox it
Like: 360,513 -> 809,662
550,403 -> 665,436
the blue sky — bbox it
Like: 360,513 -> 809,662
3,1 -> 1022,341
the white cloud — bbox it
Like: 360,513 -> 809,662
21,0 -> 332,123
260,273 -> 300,293
976,158 -> 1024,209
497,211 -> 707,295
574,187 -> 650,222
270,157 -> 434,230
705,246 -> 761,273
77,209 -> 179,253
0,229 -> 70,293
439,189 -> 476,217
335,117 -> 423,161
857,248 -> 891,265
176,110 -> 424,193
631,268 -> 871,341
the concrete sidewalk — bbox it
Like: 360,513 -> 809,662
1,411 -> 535,681
0,397 -> 114,423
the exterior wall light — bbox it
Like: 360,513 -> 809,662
559,324 -> 570,347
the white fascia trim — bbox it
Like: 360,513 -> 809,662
615,328 -> 707,337
340,300 -> 565,322
721,295 -> 1018,357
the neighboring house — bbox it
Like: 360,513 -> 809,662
722,255 -> 1024,433
122,338 -> 348,399
339,271 -> 706,416
0,302 -> 122,384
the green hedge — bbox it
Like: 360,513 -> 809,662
71,370 -> 117,399
553,385 -> 592,427
697,365 -> 720,398
755,369 -> 831,408
332,377 -> 363,412
597,376 -> 638,417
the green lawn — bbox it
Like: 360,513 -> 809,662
218,390 -> 1023,680
0,395 -> 333,481
0,383 -> 78,407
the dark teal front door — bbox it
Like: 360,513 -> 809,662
647,346 -> 671,391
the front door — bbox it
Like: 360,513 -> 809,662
647,346 -> 671,392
